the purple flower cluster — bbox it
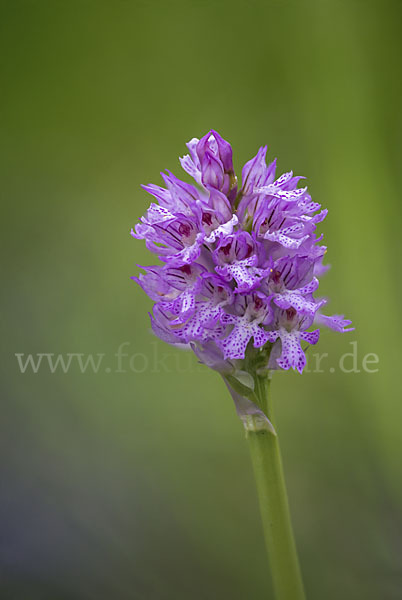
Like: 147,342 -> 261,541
133,131 -> 352,375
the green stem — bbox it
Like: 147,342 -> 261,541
247,376 -> 306,600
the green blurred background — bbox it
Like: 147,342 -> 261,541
1,1 -> 401,598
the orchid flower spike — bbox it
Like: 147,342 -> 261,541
132,130 -> 353,385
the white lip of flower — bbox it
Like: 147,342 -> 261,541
254,185 -> 308,200
205,215 -> 239,243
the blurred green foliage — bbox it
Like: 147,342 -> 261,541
1,1 -> 401,598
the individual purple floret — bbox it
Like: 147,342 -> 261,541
132,130 -> 353,375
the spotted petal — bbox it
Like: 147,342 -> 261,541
276,329 -> 306,374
